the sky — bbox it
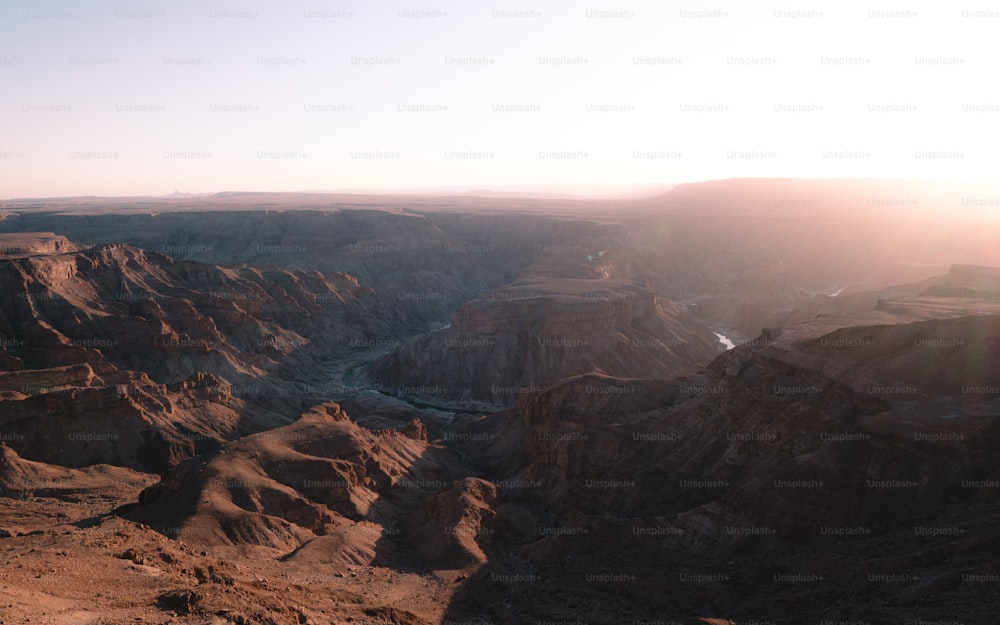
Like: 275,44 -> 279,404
0,0 -> 998,197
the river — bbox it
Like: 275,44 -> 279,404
713,331 -> 736,350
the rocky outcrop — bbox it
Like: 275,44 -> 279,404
0,242 -> 383,387
0,232 -> 78,257
922,264 -> 1000,298
368,277 -> 724,407
127,403 -> 458,557
479,312 -> 1000,541
433,311 -> 1000,622
406,477 -> 497,567
0,441 -> 153,500
0,373 -> 256,473
792,313 -> 1000,398
0,361 -> 145,394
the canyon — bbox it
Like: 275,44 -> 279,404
1,179 -> 998,624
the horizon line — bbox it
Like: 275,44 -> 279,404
1,176 -> 994,204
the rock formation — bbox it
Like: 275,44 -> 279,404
368,277 -> 724,407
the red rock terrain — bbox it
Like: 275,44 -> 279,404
0,373 -> 252,473
107,290 -> 1000,622
3,189 -> 1000,624
0,239 -> 380,385
0,236 -> 391,473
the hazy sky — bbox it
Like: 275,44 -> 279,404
1,0 -> 998,197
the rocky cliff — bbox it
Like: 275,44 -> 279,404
0,241 -> 381,387
0,237 -> 393,473
127,402 -> 477,564
437,310 -> 1000,622
0,373 -> 261,473
368,277 -> 724,407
